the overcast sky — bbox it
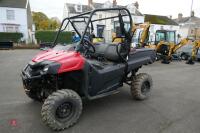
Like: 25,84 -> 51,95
29,0 -> 200,20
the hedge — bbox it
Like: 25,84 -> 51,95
0,32 -> 23,43
35,31 -> 72,44
14,44 -> 40,49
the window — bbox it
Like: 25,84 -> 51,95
99,14 -> 102,19
156,32 -> 165,42
156,31 -> 175,43
6,10 -> 15,20
6,26 -> 14,32
75,5 -> 82,12
111,18 -> 114,24
167,31 -> 175,43
77,5 -> 81,11
4,25 -> 19,32
15,27 -> 19,32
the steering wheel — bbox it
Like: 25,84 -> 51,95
82,38 -> 96,54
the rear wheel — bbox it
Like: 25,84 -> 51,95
131,73 -> 153,100
41,89 -> 82,131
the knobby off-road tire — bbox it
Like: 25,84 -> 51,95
131,73 -> 153,100
41,89 -> 82,131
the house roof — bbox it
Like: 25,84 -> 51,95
0,0 -> 27,8
66,2 -> 143,16
92,3 -> 104,9
133,9 -> 143,16
66,4 -> 93,14
144,14 -> 178,25
92,2 -> 125,9
174,16 -> 200,24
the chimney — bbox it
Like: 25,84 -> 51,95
178,13 -> 183,20
88,0 -> 93,6
113,0 -> 117,7
134,1 -> 139,9
191,11 -> 194,17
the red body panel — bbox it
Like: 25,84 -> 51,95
32,50 -> 85,73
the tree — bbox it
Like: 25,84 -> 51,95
32,12 -> 48,30
49,19 -> 60,30
39,20 -> 49,30
32,12 -> 60,30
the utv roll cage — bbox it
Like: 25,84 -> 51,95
53,8 -> 133,47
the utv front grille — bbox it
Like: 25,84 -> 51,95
26,65 -> 42,76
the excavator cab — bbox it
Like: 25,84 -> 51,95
154,30 -> 176,63
155,30 -> 176,45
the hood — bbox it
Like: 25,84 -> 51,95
32,50 -> 85,73
32,50 -> 79,63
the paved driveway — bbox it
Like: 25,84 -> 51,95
0,50 -> 200,133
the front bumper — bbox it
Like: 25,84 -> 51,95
21,60 -> 60,92
21,65 -> 43,92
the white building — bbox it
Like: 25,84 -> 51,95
144,14 -> 180,43
63,0 -> 144,42
174,12 -> 200,40
0,0 -> 34,43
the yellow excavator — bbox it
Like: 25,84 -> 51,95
155,38 -> 192,64
134,25 -> 189,63
132,22 -> 200,64
186,40 -> 200,64
115,22 -> 199,64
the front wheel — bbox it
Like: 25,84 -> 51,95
130,73 -> 153,100
41,89 -> 82,131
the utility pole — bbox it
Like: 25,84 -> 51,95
190,0 -> 194,15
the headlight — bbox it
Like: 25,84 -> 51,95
43,67 -> 49,72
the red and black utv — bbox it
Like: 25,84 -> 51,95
21,8 -> 156,131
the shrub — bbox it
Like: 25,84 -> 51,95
35,31 -> 72,44
0,32 -> 23,43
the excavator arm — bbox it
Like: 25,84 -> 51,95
166,38 -> 190,60
139,23 -> 151,47
172,38 -> 190,53
186,40 -> 200,64
191,40 -> 200,60
132,22 -> 151,47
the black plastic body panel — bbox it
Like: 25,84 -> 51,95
127,48 -> 156,71
81,48 -> 156,99
87,61 -> 125,96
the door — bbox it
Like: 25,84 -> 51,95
97,25 -> 105,37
